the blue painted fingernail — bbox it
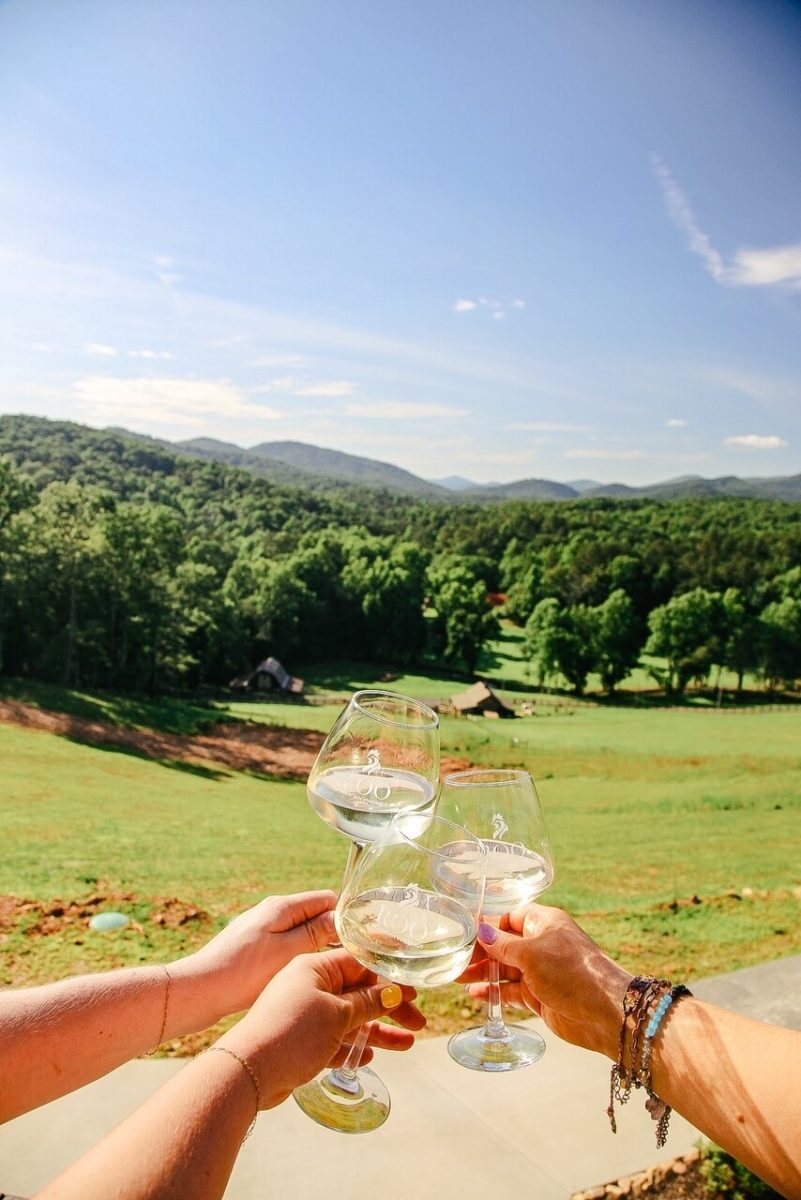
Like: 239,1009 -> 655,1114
479,922 -> 498,944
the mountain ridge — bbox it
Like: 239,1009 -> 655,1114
3,416 -> 800,502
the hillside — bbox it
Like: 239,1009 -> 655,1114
175,437 -> 448,497
0,414 -> 420,538
153,433 -> 801,502
3,414 -> 800,506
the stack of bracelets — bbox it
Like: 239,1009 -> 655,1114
608,975 -> 693,1148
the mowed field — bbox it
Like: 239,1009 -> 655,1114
1,684 -> 800,1045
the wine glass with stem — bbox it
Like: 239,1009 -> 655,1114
437,768 -> 555,1072
293,689 -> 440,1133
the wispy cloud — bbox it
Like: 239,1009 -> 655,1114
723,433 -> 788,449
73,375 -> 282,428
128,349 -> 175,360
85,342 -> 118,357
666,418 -> 687,428
453,297 -> 526,318
253,377 -> 357,398
343,400 -> 468,420
652,154 -> 801,289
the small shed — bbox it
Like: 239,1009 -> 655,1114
230,656 -> 304,695
450,680 -> 515,718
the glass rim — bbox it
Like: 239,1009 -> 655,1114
350,689 -> 439,729
389,811 -> 487,859
441,768 -> 533,788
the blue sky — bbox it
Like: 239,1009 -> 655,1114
1,0 -> 800,485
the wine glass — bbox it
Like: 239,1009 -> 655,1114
336,812 -> 486,989
293,690 -> 440,1133
437,768 -> 554,1072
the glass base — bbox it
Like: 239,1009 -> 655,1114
447,1022 -> 547,1072
293,1065 -> 390,1133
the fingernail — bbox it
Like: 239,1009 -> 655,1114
478,922 -> 498,945
380,984 -> 403,1009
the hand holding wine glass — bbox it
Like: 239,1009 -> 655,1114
437,768 -> 554,1072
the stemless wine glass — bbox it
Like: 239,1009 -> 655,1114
293,690 -> 440,1133
438,768 -> 554,1072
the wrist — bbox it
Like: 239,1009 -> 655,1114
593,965 -> 634,1060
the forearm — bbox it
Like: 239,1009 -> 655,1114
0,955 -> 226,1121
33,1051 -> 255,1200
649,1001 -> 801,1198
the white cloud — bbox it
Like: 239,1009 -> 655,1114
73,375 -> 282,428
666,418 -> 687,428
343,401 -> 468,420
727,243 -> 801,289
128,349 -> 175,360
453,297 -> 525,318
651,154 -> 725,282
254,376 -> 357,397
85,342 -> 118,357
723,433 -> 788,449
652,155 -> 801,290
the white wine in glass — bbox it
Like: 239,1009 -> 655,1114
438,768 -> 554,1072
337,815 -> 486,989
293,690 -> 440,1133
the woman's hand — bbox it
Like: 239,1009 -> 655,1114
462,904 -> 631,1059
218,947 -> 426,1108
178,890 -> 338,1017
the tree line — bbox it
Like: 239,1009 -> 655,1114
1,416 -> 800,697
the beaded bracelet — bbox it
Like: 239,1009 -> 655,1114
608,976 -> 691,1147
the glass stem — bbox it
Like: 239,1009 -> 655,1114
332,1022 -> 371,1083
325,839 -> 369,1088
342,839 -> 364,884
485,955 -> 509,1037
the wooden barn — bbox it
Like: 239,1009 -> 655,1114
450,680 -> 515,718
230,656 -> 304,695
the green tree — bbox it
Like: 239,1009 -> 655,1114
0,459 -> 36,673
524,598 -> 598,695
595,589 -> 642,694
759,597 -> 801,690
720,588 -> 760,693
645,588 -> 724,696
427,554 -> 497,675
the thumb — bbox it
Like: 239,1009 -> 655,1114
477,921 -> 529,969
304,908 -> 338,951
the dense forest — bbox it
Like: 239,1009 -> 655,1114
1,414 -> 800,696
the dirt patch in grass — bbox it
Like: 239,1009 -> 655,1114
0,699 -> 471,780
0,891 -> 211,940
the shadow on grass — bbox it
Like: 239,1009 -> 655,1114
63,736 -> 233,782
0,676 -> 227,735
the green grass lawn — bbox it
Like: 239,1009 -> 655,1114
2,673 -> 800,1046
